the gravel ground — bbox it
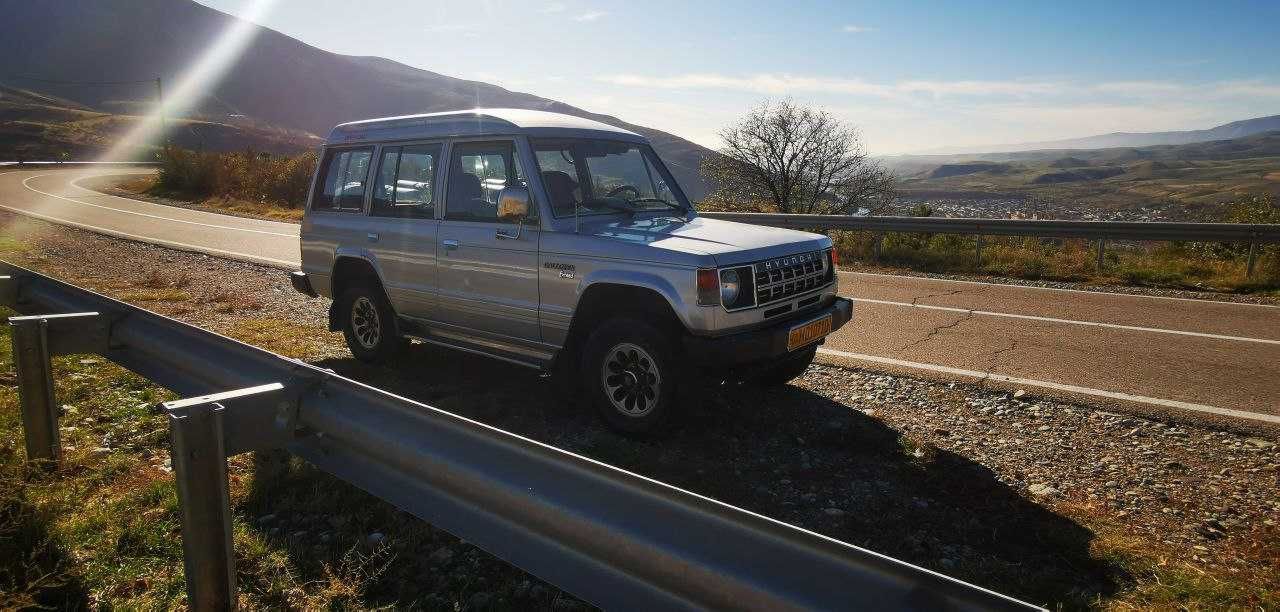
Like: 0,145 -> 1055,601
2,210 -> 1277,609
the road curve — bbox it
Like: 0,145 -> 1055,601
2,168 -> 1278,429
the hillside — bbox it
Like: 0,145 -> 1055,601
0,84 -> 321,159
915,114 -> 1280,155
892,132 -> 1280,220
0,0 -> 715,197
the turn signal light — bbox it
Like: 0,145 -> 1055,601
697,268 -> 719,306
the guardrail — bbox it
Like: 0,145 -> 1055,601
0,260 -> 1040,612
699,212 -> 1280,276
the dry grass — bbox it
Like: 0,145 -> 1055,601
831,230 -> 1280,295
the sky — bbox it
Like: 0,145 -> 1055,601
196,0 -> 1280,155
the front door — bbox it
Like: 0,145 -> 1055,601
435,140 -> 541,341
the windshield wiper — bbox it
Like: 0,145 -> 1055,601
579,198 -> 636,215
628,198 -> 686,213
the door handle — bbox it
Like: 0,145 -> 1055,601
442,239 -> 460,251
366,232 -> 379,242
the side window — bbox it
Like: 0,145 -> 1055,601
445,141 -> 526,223
372,144 -> 440,219
313,147 -> 373,211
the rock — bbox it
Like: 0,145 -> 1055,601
1246,437 -> 1276,450
91,447 -> 112,457
1013,389 -> 1026,399
365,532 -> 386,548
823,507 -> 846,517
257,514 -> 276,525
1028,484 -> 1060,497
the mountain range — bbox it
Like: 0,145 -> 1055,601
0,0 -> 715,197
914,114 -> 1280,156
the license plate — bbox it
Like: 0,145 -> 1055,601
787,315 -> 832,351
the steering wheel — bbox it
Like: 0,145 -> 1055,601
605,185 -> 640,199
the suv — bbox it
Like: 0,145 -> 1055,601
292,109 -> 852,432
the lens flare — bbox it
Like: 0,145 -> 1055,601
97,0 -> 280,162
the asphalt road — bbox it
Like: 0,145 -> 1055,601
3,168 -> 1278,429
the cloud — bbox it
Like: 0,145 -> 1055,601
540,2 -> 567,13
841,25 -> 875,33
573,10 -> 607,22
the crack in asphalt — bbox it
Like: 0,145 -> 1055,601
898,309 -> 976,352
895,283 -> 1001,353
979,339 -> 1020,387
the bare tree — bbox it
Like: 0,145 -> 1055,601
700,99 -> 895,215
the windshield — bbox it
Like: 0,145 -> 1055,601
531,138 -> 688,217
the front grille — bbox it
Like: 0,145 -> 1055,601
753,250 -> 829,306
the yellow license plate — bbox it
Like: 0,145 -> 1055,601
787,315 -> 832,351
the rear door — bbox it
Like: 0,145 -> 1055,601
366,143 -> 444,318
435,139 -> 541,341
301,146 -> 376,296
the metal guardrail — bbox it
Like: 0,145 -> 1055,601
700,212 -> 1280,275
0,261 -> 1041,611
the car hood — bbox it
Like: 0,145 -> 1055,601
578,214 -> 830,266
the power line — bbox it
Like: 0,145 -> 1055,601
3,74 -> 158,86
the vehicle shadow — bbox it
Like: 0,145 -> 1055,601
242,341 -> 1124,609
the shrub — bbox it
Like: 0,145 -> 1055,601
155,147 -> 318,207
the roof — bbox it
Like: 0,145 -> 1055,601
325,108 -> 645,145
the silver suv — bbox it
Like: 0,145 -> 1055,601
292,109 -> 852,432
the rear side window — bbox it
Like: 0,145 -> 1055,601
313,148 -> 373,211
372,144 -> 441,219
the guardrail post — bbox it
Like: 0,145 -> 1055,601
10,317 -> 58,465
167,402 -> 237,612
6,312 -> 107,466
1246,241 -> 1258,279
975,235 -> 984,268
872,232 -> 883,263
1096,238 -> 1106,270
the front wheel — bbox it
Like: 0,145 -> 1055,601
582,318 -> 683,434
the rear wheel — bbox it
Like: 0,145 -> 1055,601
750,346 -> 817,387
582,318 -> 683,434
339,284 -> 406,363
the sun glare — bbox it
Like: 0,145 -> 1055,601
97,0 -> 280,162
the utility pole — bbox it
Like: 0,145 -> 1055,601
155,76 -> 167,148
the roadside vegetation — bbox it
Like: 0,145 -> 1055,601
830,196 -> 1280,294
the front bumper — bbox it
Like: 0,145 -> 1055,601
683,297 -> 853,367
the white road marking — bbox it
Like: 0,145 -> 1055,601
842,270 -> 1280,309
21,173 -> 298,238
0,202 -> 299,268
816,347 -> 1280,425
850,297 -> 1280,345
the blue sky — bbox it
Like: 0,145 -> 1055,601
197,0 -> 1280,154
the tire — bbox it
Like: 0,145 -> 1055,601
581,317 -> 683,434
751,346 -> 817,387
339,283 -> 406,363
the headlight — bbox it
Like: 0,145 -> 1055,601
720,268 -> 740,305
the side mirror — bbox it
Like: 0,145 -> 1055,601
497,186 -> 531,223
